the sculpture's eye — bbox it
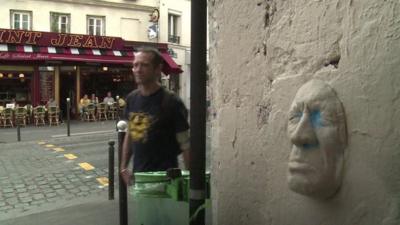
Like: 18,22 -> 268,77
310,110 -> 322,128
289,111 -> 302,122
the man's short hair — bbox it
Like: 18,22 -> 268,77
136,46 -> 163,67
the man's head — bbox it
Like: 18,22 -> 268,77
107,91 -> 112,97
132,47 -> 163,85
287,79 -> 347,199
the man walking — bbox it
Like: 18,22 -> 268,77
120,47 -> 190,185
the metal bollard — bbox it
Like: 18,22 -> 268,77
108,141 -> 115,200
117,120 -> 128,225
17,122 -> 21,142
66,98 -> 71,137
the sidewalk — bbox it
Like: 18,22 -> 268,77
0,120 -> 118,143
1,198 -> 120,225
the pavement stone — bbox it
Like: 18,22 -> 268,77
17,193 -> 30,198
32,194 -> 44,200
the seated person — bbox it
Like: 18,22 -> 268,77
79,94 -> 91,115
103,91 -> 115,106
46,98 -> 57,107
118,97 -> 126,108
90,93 -> 99,104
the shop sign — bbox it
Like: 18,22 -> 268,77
0,28 -> 124,50
0,52 -> 50,60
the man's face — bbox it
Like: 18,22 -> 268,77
132,52 -> 160,85
287,80 -> 346,198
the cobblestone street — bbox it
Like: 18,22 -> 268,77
0,124 -> 116,221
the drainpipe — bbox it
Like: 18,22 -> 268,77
189,0 -> 207,225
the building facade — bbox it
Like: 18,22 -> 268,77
0,0 -> 190,117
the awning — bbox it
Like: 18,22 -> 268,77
0,44 -> 183,74
160,52 -> 183,74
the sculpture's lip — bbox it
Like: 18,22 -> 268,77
288,161 -> 314,173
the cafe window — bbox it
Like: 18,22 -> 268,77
10,10 -> 32,30
168,13 -> 181,44
87,16 -> 105,36
50,12 -> 70,33
0,71 -> 32,106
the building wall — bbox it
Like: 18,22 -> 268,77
0,0 -> 157,41
159,0 -> 191,107
209,0 -> 400,225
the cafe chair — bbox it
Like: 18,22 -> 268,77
48,106 -> 60,126
33,106 -> 46,126
107,102 -> 118,120
25,104 -> 33,124
15,107 -> 27,127
96,103 -> 108,121
1,107 -> 14,128
84,103 -> 96,122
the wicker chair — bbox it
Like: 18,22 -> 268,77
96,103 -> 108,121
25,104 -> 33,124
1,108 -> 14,128
84,103 -> 96,122
48,106 -> 60,126
15,107 -> 27,127
33,106 -> 46,126
107,102 -> 118,120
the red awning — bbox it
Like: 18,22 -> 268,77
0,52 -> 133,64
161,52 -> 183,74
0,44 -> 183,74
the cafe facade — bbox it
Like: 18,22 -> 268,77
0,28 -> 182,117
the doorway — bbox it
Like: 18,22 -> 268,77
59,71 -> 76,118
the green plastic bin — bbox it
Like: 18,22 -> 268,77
130,170 -> 211,225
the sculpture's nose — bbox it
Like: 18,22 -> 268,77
290,107 -> 318,148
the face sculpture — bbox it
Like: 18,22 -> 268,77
287,80 -> 347,199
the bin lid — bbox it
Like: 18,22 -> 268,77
134,171 -> 170,183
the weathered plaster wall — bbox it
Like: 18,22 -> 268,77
208,0 -> 400,224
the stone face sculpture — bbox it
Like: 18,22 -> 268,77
287,80 -> 347,199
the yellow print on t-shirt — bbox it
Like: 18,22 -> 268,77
128,112 -> 152,143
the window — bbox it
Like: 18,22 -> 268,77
10,10 -> 32,30
50,13 -> 70,33
168,14 -> 180,44
87,16 -> 105,36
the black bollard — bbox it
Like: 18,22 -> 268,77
17,122 -> 21,142
66,98 -> 71,137
108,141 -> 115,200
117,121 -> 128,225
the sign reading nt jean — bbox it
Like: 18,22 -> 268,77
0,28 -> 124,50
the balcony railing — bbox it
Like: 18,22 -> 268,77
168,35 -> 180,44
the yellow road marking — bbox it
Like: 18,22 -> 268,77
53,147 -> 65,152
64,154 -> 77,160
37,141 -> 46,145
96,177 -> 109,186
45,144 -> 55,148
79,162 -> 95,171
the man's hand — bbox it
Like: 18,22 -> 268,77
120,169 -> 134,186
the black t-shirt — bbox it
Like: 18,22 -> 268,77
123,87 -> 189,172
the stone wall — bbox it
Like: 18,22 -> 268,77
208,0 -> 400,224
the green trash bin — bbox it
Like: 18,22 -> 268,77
130,170 -> 210,225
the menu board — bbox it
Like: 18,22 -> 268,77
40,72 -> 54,102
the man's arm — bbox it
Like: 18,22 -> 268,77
181,148 -> 190,170
177,130 -> 190,169
120,132 -> 133,185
